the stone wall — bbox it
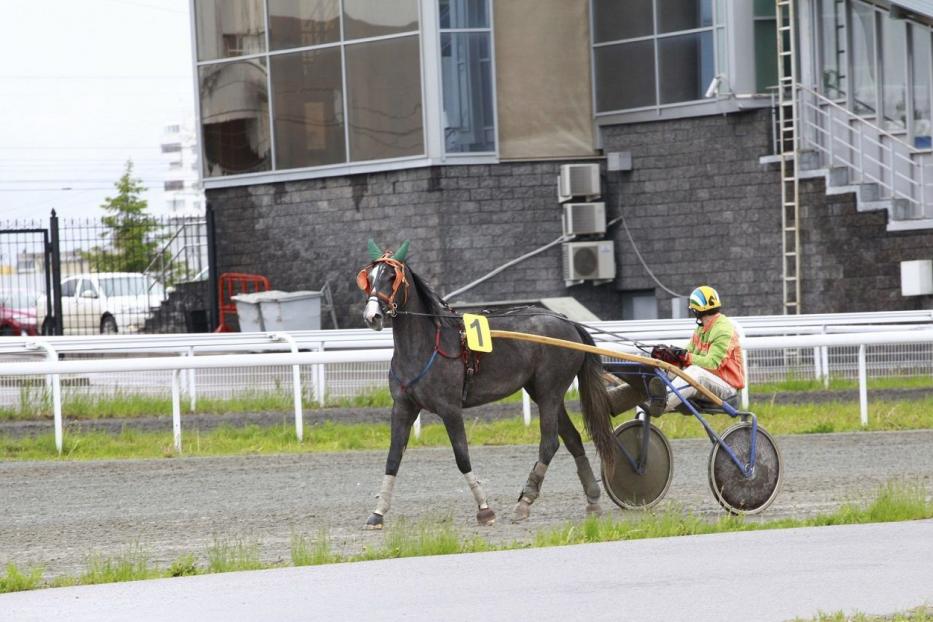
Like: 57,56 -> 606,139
206,107 -> 933,327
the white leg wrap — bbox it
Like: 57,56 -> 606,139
373,474 -> 396,516
464,472 -> 489,510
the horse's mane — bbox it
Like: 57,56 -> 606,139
406,265 -> 461,327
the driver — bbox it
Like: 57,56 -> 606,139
650,285 -> 745,412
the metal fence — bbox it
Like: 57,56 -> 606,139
0,212 -> 207,336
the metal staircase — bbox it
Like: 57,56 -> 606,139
776,0 -> 800,315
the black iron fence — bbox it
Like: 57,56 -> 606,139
0,211 -> 210,335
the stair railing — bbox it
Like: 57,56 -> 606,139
797,83 -> 932,220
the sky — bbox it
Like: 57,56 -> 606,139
0,0 -> 196,221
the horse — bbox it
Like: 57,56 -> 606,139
356,240 -> 616,528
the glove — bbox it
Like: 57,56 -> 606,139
650,345 -> 690,369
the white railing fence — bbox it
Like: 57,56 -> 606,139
1,316 -> 933,454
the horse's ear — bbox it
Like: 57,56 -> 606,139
394,240 -> 410,262
368,239 -> 382,261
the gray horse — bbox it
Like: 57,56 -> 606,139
357,240 -> 616,528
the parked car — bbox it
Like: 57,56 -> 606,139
37,273 -> 166,335
0,288 -> 41,336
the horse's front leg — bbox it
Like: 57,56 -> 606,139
365,397 -> 420,530
440,412 -> 496,526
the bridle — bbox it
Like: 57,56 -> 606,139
356,254 -> 410,317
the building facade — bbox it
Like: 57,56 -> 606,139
190,0 -> 933,326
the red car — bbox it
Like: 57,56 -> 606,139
0,289 -> 40,336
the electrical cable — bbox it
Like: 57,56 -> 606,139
609,178 -> 688,299
442,234 -> 572,302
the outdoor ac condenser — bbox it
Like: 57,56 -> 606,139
562,240 -> 616,285
558,163 -> 600,201
562,202 -> 606,237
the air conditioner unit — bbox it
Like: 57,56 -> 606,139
562,241 -> 616,285
558,163 -> 600,202
562,202 -> 606,237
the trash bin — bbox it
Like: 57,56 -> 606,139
231,292 -> 270,332
259,290 -> 322,331
232,290 -> 323,332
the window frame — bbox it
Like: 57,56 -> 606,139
590,0 -> 722,118
436,0 -> 499,159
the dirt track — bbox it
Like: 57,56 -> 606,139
2,430 -> 932,579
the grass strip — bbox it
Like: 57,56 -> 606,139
1,373 -> 930,422
1,481 -> 930,594
794,606 -> 933,621
3,397 -> 933,461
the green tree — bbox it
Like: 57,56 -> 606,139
83,161 -> 163,274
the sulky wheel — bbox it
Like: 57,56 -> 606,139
708,423 -> 783,515
601,420 -> 673,510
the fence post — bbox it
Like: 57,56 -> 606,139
414,413 -> 421,439
522,389 -> 531,426
49,210 -> 63,336
187,347 -> 197,412
858,344 -> 868,426
205,202 -> 219,332
172,369 -> 182,452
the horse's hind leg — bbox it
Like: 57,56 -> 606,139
365,397 -> 420,530
440,412 -> 495,526
556,404 -> 603,516
513,394 -> 562,523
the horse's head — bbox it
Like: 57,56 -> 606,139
356,239 -> 410,331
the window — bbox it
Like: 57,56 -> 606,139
753,0 -> 777,93
911,24 -> 932,148
195,0 -> 266,61
593,0 -> 717,114
271,47 -> 346,168
850,1 -> 877,115
198,59 -> 272,177
881,18 -> 907,131
60,279 -> 77,298
346,36 -> 424,161
818,0 -> 847,99
268,0 -> 340,50
439,0 -> 495,154
195,0 -> 424,177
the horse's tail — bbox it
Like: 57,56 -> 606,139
574,324 -> 616,468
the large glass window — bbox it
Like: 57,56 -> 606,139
268,0 -> 340,50
850,1 -> 877,115
199,60 -> 272,176
195,0 -> 266,61
346,37 -> 424,161
881,18 -> 907,131
271,48 -> 346,169
819,0 -> 847,99
195,0 -> 426,176
911,24 -> 932,148
593,0 -> 719,113
439,0 -> 495,153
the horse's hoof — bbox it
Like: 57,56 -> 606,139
585,502 -> 603,516
363,513 -> 384,530
476,507 -> 496,526
512,498 -> 532,523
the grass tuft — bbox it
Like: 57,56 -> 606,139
0,563 -> 44,592
291,530 -> 339,566
78,544 -> 156,585
167,553 -> 200,577
206,537 -> 263,574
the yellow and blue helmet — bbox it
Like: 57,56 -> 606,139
688,285 -> 721,314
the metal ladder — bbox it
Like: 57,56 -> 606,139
776,0 -> 801,314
